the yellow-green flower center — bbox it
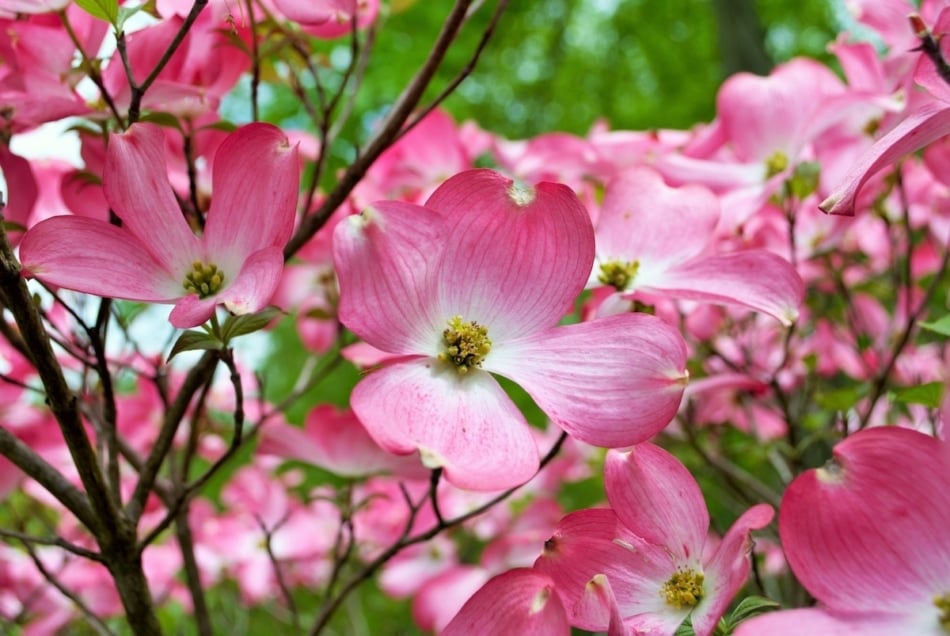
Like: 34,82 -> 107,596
598,259 -> 639,291
765,150 -> 789,178
935,592 -> 950,631
660,569 -> 704,610
182,261 -> 225,299
438,316 -> 491,374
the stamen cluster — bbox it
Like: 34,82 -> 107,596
660,569 -> 704,610
183,261 -> 225,299
438,315 -> 492,374
598,260 -> 639,291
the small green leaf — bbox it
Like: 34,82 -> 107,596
2,220 -> 26,233
729,595 -> 781,624
168,330 -> 223,361
920,314 -> 950,337
891,382 -> 945,409
673,617 -> 695,636
75,0 -> 119,24
138,111 -> 184,131
116,4 -> 144,31
220,306 -> 283,342
815,383 -> 867,411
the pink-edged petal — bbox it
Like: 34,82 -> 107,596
19,216 -> 179,300
604,444 -> 709,565
350,359 -> 539,490
779,427 -> 950,613
735,607 -> 940,636
168,294 -> 217,328
218,246 -> 284,315
442,568 -> 570,636
596,167 -> 720,272
573,574 -> 626,636
257,405 -> 425,478
425,169 -> 595,341
204,123 -> 299,273
820,102 -> 950,215
641,250 -> 805,325
691,504 -> 774,636
103,123 -> 202,272
534,508 -> 680,632
0,146 -> 37,238
333,201 -> 443,354
488,313 -> 688,448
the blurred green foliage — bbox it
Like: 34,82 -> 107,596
333,0 -> 839,139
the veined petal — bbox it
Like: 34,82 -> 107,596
442,568 -> 570,636
219,246 -> 284,316
534,508 -> 678,632
488,313 -> 688,447
779,427 -> 950,613
19,216 -> 180,300
333,201 -> 443,354
350,360 -> 539,490
735,607 -> 937,636
604,444 -> 709,565
204,123 -> 299,273
691,504 -> 774,636
573,574 -> 626,636
642,250 -> 805,325
104,123 -> 202,273
425,169 -> 595,341
596,167 -> 719,273
820,102 -> 950,215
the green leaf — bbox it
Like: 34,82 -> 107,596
2,220 -> 26,233
673,617 -> 695,636
168,330 -> 222,361
891,382 -> 945,409
220,306 -> 284,342
116,3 -> 144,31
729,595 -> 781,624
815,383 -> 867,411
74,0 -> 119,24
138,111 -> 184,131
920,314 -> 950,337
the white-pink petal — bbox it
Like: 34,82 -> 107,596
488,313 -> 688,448
604,444 -> 709,565
350,360 -> 540,491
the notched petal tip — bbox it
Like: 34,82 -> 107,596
507,180 -> 537,206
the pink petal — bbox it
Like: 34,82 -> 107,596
442,568 -> 570,636
820,102 -> 950,215
425,169 -> 595,341
534,508 -> 678,632
333,201 -> 444,354
596,167 -> 720,273
691,504 -> 774,636
573,574 -> 627,636
604,444 -> 709,565
218,246 -> 284,316
350,360 -> 540,490
488,313 -> 688,447
204,123 -> 299,273
735,607 -> 935,636
18,216 -> 180,300
779,427 -> 950,613
0,146 -> 37,238
642,250 -> 805,325
104,123 -> 202,272
168,294 -> 218,329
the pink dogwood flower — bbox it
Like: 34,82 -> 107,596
333,169 -> 688,491
535,443 -> 774,635
19,122 -> 299,328
590,167 -> 804,325
737,427 -> 950,635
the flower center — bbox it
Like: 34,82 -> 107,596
935,592 -> 950,631
598,259 -> 639,291
764,150 -> 789,178
438,316 -> 491,374
660,569 -> 704,610
182,260 -> 225,299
